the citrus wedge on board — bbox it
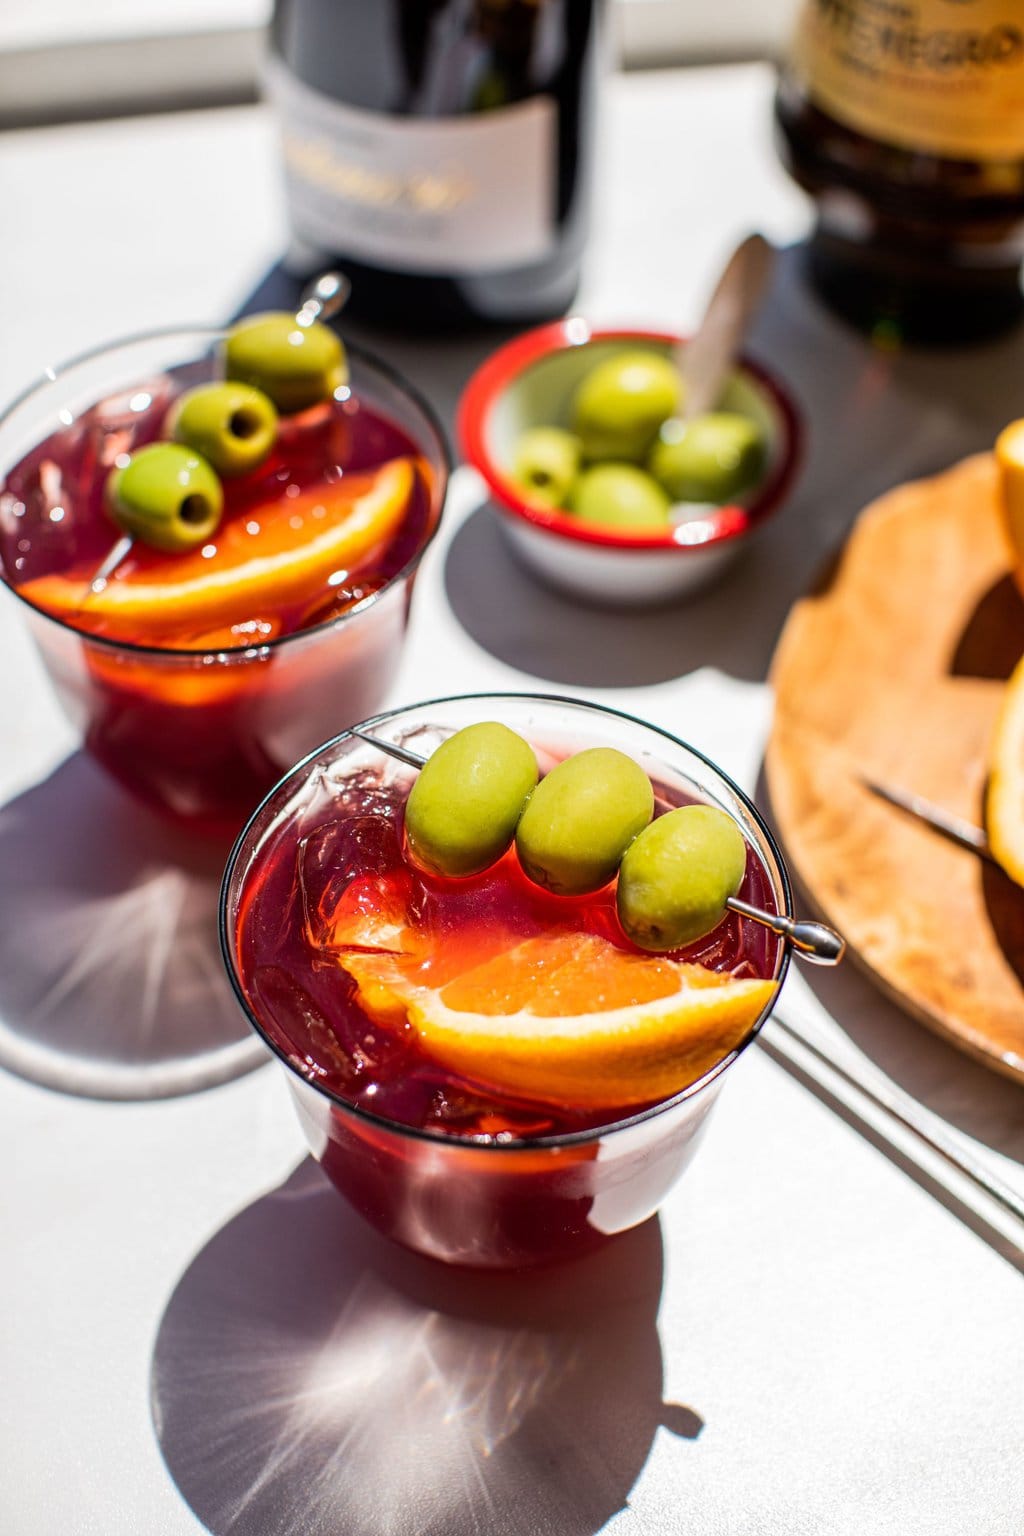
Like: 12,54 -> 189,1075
995,420 -> 1024,591
338,929 -> 776,1108
985,651 -> 1024,887
20,456 -> 415,640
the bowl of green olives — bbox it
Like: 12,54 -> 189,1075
458,321 -> 801,606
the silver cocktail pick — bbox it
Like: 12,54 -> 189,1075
86,532 -> 135,595
347,726 -> 846,966
294,269 -> 351,328
81,270 -> 354,599
862,776 -> 996,865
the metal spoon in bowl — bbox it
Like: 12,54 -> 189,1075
346,726 -> 845,966
82,271 -> 352,598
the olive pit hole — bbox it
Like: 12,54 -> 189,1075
229,408 -> 262,440
179,494 -> 212,525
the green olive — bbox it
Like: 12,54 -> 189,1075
511,427 -> 581,508
405,722 -> 538,878
105,443 -> 223,553
649,413 -> 766,503
168,381 -> 278,478
617,804 -> 747,951
223,312 -> 347,414
569,464 -> 671,531
516,748 -> 653,896
571,350 -> 682,462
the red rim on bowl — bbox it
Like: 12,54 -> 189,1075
457,320 -> 802,552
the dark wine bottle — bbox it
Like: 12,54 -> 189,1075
775,0 -> 1024,347
267,0 -> 605,330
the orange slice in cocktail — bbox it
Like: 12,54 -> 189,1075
336,915 -> 775,1109
20,456 -> 415,641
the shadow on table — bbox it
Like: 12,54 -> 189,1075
152,1159 -> 701,1536
435,241 -> 1024,689
752,774 -> 1024,1180
0,751 -> 265,1100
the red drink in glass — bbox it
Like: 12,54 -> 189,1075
221,694 -> 792,1268
0,330 -> 448,834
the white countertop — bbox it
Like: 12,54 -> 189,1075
1,66 -> 1022,1536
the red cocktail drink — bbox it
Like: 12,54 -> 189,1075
0,329 -> 447,834
221,695 -> 791,1268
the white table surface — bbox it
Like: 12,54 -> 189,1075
1,65 -> 1023,1536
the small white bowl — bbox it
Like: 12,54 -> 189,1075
458,320 -> 802,607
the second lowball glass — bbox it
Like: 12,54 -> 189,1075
221,693 -> 794,1268
0,328 -> 449,835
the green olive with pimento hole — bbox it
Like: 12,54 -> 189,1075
512,427 -> 582,508
105,442 -> 223,553
168,381 -> 278,478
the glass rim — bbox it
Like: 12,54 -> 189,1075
218,690 -> 794,1153
0,323 -> 452,662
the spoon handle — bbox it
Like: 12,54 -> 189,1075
678,233 -> 775,421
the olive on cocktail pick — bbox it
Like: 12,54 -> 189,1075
220,271 -> 350,418
83,272 -> 352,595
224,270 -> 351,415
347,725 -> 846,964
84,443 -> 225,596
224,314 -> 347,414
616,804 -> 747,950
404,722 -> 538,878
168,381 -> 278,478
515,748 -> 654,895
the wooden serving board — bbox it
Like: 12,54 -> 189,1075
767,452 -> 1024,1081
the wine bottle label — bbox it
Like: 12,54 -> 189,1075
790,0 -> 1024,159
266,59 -> 557,274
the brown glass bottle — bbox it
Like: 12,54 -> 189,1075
775,1 -> 1024,345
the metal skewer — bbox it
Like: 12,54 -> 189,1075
862,776 -> 996,864
726,896 -> 844,964
81,270 -> 354,599
85,533 -> 135,596
295,269 -> 351,327
348,726 -> 845,965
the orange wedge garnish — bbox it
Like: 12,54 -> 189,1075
338,928 -> 775,1109
986,651 -> 1024,886
996,420 -> 1024,594
20,457 -> 415,640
